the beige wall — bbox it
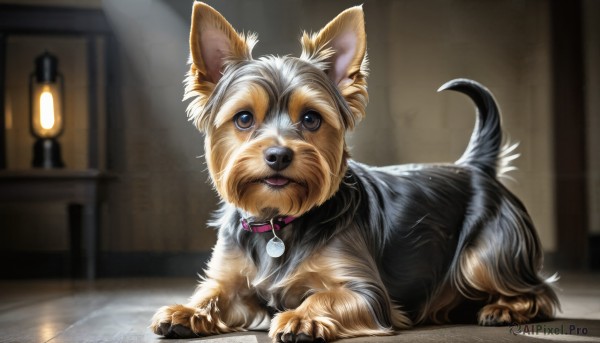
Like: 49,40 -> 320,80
4,0 -> 597,256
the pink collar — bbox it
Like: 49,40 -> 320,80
241,216 -> 296,233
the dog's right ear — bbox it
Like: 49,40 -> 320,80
189,2 -> 255,84
186,2 -> 256,131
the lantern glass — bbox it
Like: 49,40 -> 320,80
29,51 -> 66,168
31,81 -> 63,138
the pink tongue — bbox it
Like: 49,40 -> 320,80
265,177 -> 290,186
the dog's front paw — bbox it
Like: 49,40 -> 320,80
269,310 -> 338,343
150,302 -> 233,338
478,304 -> 528,326
150,304 -> 198,338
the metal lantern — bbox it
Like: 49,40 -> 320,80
30,51 -> 65,168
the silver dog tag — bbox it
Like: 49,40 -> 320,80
266,219 -> 285,258
266,236 -> 285,258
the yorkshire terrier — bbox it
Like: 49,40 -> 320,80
151,2 -> 559,342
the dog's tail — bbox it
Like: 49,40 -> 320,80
438,79 -> 518,178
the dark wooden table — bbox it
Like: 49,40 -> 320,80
0,169 -> 112,280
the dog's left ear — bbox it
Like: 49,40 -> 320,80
301,6 -> 368,127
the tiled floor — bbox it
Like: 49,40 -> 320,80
1,273 -> 599,343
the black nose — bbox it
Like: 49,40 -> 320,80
264,146 -> 294,171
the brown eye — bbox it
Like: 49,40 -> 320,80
301,111 -> 321,131
233,111 -> 254,130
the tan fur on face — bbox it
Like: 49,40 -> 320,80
215,137 -> 334,217
288,85 -> 343,131
203,65 -> 349,217
207,118 -> 345,217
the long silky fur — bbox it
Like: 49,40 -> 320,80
152,4 -> 559,341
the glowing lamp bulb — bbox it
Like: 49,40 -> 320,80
40,90 -> 55,130
30,51 -> 66,168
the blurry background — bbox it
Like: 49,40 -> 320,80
0,0 -> 597,278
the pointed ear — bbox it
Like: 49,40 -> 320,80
189,2 -> 255,84
185,2 -> 257,131
301,6 -> 367,88
301,6 -> 369,128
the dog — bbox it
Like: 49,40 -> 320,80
151,2 -> 559,342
